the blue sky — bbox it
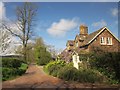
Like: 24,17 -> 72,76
3,2 -> 119,50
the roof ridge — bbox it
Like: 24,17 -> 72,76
81,27 -> 105,46
88,27 -> 105,35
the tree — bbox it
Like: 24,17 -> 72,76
16,43 -> 35,63
2,2 -> 37,61
34,37 -> 52,65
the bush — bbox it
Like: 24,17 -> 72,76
44,60 -> 66,76
44,61 -> 104,83
76,69 -> 104,83
58,64 -> 104,83
58,65 -> 78,81
2,58 -> 24,68
2,63 -> 28,81
89,52 -> 120,83
2,67 -> 18,81
18,63 -> 28,75
2,57 -> 28,81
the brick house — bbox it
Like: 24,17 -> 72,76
59,25 -> 120,62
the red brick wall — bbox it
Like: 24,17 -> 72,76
88,29 -> 120,52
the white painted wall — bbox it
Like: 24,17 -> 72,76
72,54 -> 80,69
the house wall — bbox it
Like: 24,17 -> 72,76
88,29 -> 120,52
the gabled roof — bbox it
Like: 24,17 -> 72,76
82,26 -> 120,46
66,40 -> 74,46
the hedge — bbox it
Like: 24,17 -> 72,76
2,58 -> 28,81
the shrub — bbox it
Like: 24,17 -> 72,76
57,64 -> 104,83
18,63 -> 28,75
2,57 -> 28,81
2,67 -> 18,81
44,60 -> 107,83
58,65 -> 78,81
2,58 -> 24,68
44,60 -> 66,76
76,69 -> 104,83
89,52 -> 120,83
2,63 -> 28,81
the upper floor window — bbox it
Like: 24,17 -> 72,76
107,37 -> 112,45
100,37 -> 106,44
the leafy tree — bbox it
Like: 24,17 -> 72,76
34,37 -> 52,65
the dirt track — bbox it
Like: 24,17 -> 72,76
2,65 -> 119,90
2,65 -> 66,88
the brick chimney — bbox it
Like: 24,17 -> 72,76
80,25 -> 88,36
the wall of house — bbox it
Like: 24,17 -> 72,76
88,29 -> 120,52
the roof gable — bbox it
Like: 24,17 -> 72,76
66,40 -> 74,46
82,26 -> 120,46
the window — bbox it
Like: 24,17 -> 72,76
107,37 -> 112,45
100,37 -> 106,44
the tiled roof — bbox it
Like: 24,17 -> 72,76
67,40 -> 74,46
82,27 -> 105,46
76,35 -> 86,41
59,26 -> 120,62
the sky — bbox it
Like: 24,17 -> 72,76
1,2 -> 119,51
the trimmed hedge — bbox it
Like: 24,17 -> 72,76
2,58 -> 28,81
2,58 -> 24,68
2,63 -> 28,81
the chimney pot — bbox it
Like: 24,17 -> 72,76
80,25 -> 88,36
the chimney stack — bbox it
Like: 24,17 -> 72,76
80,25 -> 88,36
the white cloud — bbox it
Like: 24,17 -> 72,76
47,18 -> 78,37
0,2 -> 6,20
92,19 -> 107,28
111,8 -> 118,17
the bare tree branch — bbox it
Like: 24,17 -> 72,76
2,2 -> 37,61
2,23 -> 23,40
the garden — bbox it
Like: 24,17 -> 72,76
44,52 -> 120,84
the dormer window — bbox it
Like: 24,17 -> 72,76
107,37 -> 112,45
100,37 -> 106,45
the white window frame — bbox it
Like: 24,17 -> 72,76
107,37 -> 112,45
100,37 -> 106,45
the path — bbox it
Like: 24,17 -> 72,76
2,65 -> 66,88
2,65 -> 119,90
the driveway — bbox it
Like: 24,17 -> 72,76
2,65 -> 119,90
